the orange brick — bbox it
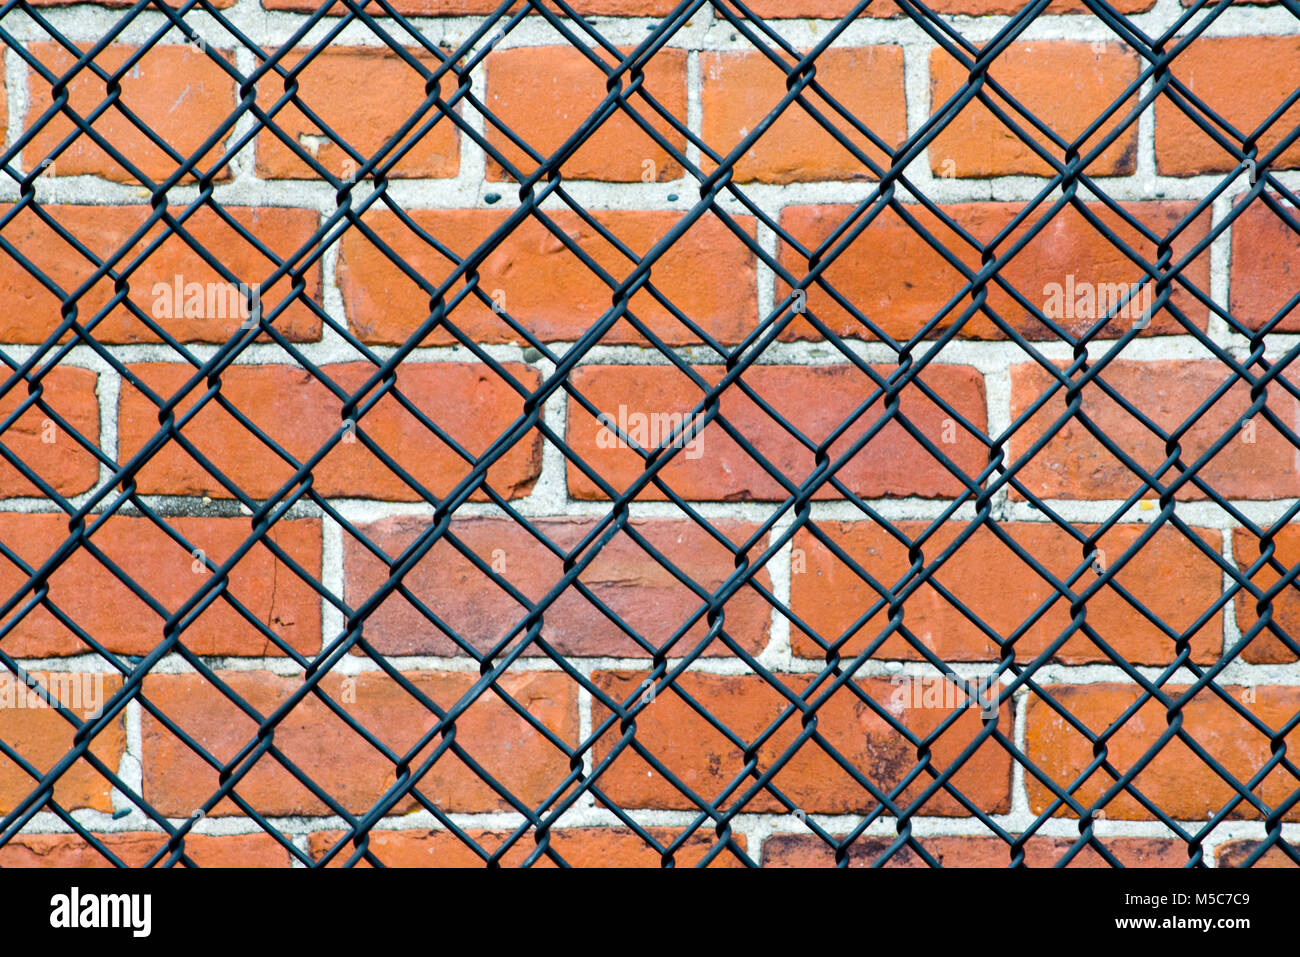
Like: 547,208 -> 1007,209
24,0 -> 233,6
0,673 -> 125,814
1156,36 -> 1300,176
1009,360 -> 1300,501
263,0 -> 682,12
790,520 -> 1223,665
0,366 -> 99,497
0,831 -> 291,867
1233,525 -> 1300,664
1216,838 -> 1298,868
591,670 -> 1012,815
779,201 -> 1211,342
485,46 -> 686,182
565,363 -> 988,501
26,44 -> 237,184
0,514 -> 321,658
700,47 -> 907,184
762,833 -> 1189,867
141,670 -> 578,816
930,42 -> 1140,178
255,47 -> 459,180
346,516 -> 771,658
731,0 -> 1154,15
308,827 -> 745,867
1229,198 -> 1300,333
117,362 -> 542,500
0,204 -> 322,343
1026,683 -> 1300,821
337,208 -> 756,347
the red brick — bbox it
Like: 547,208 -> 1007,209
1009,360 -> 1300,501
762,833 -> 1189,867
485,47 -> 686,182
116,362 -> 542,500
1026,683 -> 1300,821
1233,526 -> 1300,664
0,204 -> 322,343
255,47 -> 458,180
263,0 -> 683,12
731,0 -> 1154,15
1216,838 -> 1298,868
346,516 -> 771,658
26,44 -> 237,183
0,514 -> 321,658
779,201 -> 1211,341
24,0 -> 232,6
565,363 -> 988,501
308,827 -> 745,867
0,366 -> 99,497
591,670 -> 1012,815
337,208 -> 756,347
0,831 -> 290,867
700,47 -> 906,184
1229,198 -> 1300,333
0,673 -> 124,814
141,670 -> 578,816
790,520 -> 1223,665
1156,37 -> 1300,176
930,42 -> 1140,178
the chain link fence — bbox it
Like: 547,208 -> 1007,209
0,0 -> 1296,867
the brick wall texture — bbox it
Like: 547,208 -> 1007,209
0,0 -> 1297,867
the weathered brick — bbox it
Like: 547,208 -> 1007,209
0,514 -> 321,658
0,367 -> 100,497
566,363 -> 988,501
790,520 -> 1223,665
731,0 -> 1154,15
0,831 -> 290,867
700,47 -> 907,183
1229,198 -> 1300,333
1156,36 -> 1300,176
255,47 -> 459,180
263,0 -> 683,12
930,42 -> 1140,178
591,670 -> 1012,815
308,827 -> 744,867
1232,526 -> 1300,664
762,833 -> 1189,867
485,46 -> 686,182
337,208 -> 757,346
0,204 -> 322,343
1026,683 -> 1300,820
117,362 -> 542,500
1216,838 -> 1297,868
141,670 -> 578,816
346,516 -> 771,657
26,44 -> 237,183
778,202 -> 1211,341
1009,360 -> 1300,500
0,673 -> 125,814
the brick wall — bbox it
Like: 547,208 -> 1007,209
0,0 -> 1297,867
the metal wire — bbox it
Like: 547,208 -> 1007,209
0,0 -> 1297,868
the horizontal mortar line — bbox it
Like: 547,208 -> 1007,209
2,172 -> 1295,210
3,495 -> 1300,531
8,651 -> 1299,685
4,335 -> 1286,372
2,6 -> 1299,48
15,807 -> 1300,845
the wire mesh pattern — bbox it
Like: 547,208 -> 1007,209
0,0 -> 1298,868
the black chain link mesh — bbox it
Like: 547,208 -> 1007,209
0,0 -> 1297,868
